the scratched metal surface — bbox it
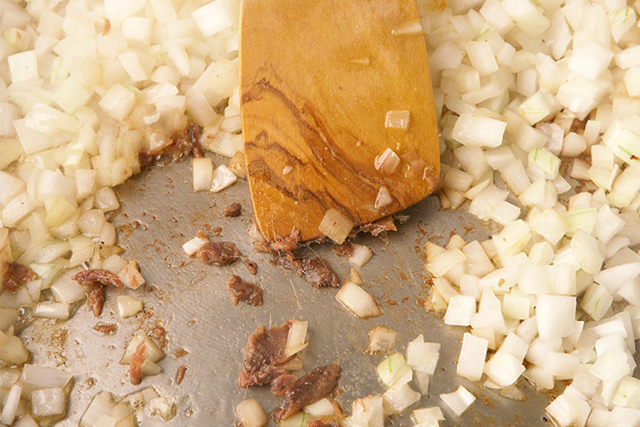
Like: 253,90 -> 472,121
20,158 -> 554,426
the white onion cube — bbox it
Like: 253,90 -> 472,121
451,113 -> 507,148
192,0 -> 234,37
440,386 -> 475,417
30,387 -> 67,418
210,164 -> 237,192
457,332 -> 488,382
8,50 -> 38,83
406,334 -> 440,375
444,295 -> 476,326
99,84 -> 136,121
536,295 -> 576,340
192,157 -> 213,192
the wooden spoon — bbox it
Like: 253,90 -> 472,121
240,0 -> 440,245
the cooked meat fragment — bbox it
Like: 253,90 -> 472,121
238,321 -> 294,388
300,257 -> 340,288
357,216 -> 396,237
176,365 -> 187,385
72,269 -> 123,290
227,275 -> 263,306
94,323 -> 117,335
223,202 -> 242,217
331,243 -> 353,258
245,260 -> 258,275
196,241 -> 241,266
3,262 -> 37,292
173,348 -> 189,358
269,230 -> 301,252
87,285 -> 106,317
271,253 -> 340,288
129,340 -> 146,386
272,365 -> 341,423
270,373 -> 297,397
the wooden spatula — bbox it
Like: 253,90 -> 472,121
240,0 -> 440,245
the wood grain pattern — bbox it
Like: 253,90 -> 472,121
240,0 -> 440,243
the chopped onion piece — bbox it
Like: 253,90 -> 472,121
452,113 -> 507,148
484,351 -> 525,387
348,243 -> 373,267
376,352 -> 412,388
366,326 -> 397,354
304,398 -> 335,417
118,260 -> 145,289
391,20 -> 423,35
192,157 -> 213,192
440,386 -> 476,417
406,334 -> 440,375
31,387 -> 67,419
374,148 -> 401,174
374,186 -> 393,210
382,383 -> 420,415
94,187 -> 119,212
343,395 -> 383,427
457,333 -> 488,382
385,110 -> 410,129
1,383 -> 21,425
411,406 -> 444,425
536,295 -> 577,340
80,392 -> 114,427
284,320 -> 308,358
51,270 -> 87,304
235,399 -> 267,427
34,302 -> 70,320
444,295 -> 476,326
121,333 -> 165,364
318,208 -> 353,244
182,232 -> 209,257
117,296 -> 143,318
210,164 -> 237,193
336,281 -> 382,319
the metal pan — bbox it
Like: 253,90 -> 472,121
23,158 -> 554,426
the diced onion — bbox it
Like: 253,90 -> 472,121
318,208 -> 353,245
348,243 -> 373,267
406,334 -> 440,375
118,260 -> 145,289
284,320 -> 308,358
384,110 -> 410,130
366,326 -> 397,354
121,333 -> 165,365
411,407 -> 445,425
192,157 -> 213,192
456,333 -> 488,382
117,296 -> 143,318
30,387 -> 67,419
210,164 -> 237,193
303,398 -> 335,417
235,399 -> 267,427
440,386 -> 476,417
374,148 -> 401,174
376,353 -> 412,388
34,302 -> 70,320
1,383 -> 22,425
80,392 -> 115,427
343,396 -> 383,427
335,281 -> 382,319
382,383 -> 420,415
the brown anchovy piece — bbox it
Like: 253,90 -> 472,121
72,269 -> 123,290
